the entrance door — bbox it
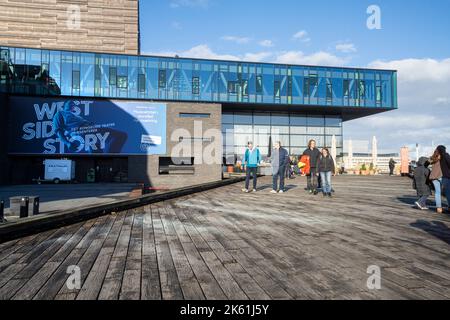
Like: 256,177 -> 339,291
95,158 -> 114,183
94,158 -> 128,183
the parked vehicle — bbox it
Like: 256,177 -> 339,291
35,159 -> 76,184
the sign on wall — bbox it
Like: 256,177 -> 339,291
8,97 -> 167,155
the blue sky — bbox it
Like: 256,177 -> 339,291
140,0 -> 450,154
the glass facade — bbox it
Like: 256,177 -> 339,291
223,112 -> 343,162
0,46 -> 398,109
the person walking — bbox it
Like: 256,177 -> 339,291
430,148 -> 444,213
389,158 -> 397,176
242,142 -> 261,193
271,141 -> 289,194
437,145 -> 450,212
318,148 -> 335,198
303,140 -> 321,195
413,157 -> 432,210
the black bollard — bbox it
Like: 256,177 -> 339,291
0,200 -> 4,223
20,197 -> 29,218
30,196 -> 40,216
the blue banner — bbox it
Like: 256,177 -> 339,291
8,97 -> 167,155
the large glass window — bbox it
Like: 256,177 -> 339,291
158,69 -> 166,88
326,79 -> 333,102
343,79 -> 350,97
274,80 -> 281,98
117,76 -> 128,89
80,53 -> 94,96
222,112 -> 343,161
376,85 -> 382,104
138,74 -> 146,92
242,80 -> 248,96
256,75 -> 263,93
228,81 -> 237,94
61,52 -> 73,95
109,67 -> 117,86
2,46 -> 396,110
72,70 -> 80,90
192,76 -> 200,95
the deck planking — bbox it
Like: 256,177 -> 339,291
0,175 -> 449,300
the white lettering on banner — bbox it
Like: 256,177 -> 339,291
22,121 -> 55,140
20,100 -> 100,153
141,135 -> 162,146
33,101 -> 93,121
43,133 -> 110,154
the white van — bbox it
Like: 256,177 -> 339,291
43,159 -> 76,184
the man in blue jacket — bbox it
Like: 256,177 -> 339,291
242,142 -> 261,193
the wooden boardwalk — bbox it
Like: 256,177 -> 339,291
1,175 -> 449,300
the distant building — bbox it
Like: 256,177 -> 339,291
342,137 -> 400,173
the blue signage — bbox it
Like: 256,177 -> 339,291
8,97 -> 167,155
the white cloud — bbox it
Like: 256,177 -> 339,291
434,97 -> 450,105
369,58 -> 450,82
275,51 -> 348,66
170,0 -> 210,8
336,43 -> 357,53
346,57 -> 450,153
181,45 -> 241,60
221,36 -> 251,44
259,40 -> 274,47
292,30 -> 311,43
243,52 -> 273,62
145,45 -> 352,67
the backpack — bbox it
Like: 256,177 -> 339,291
299,155 -> 311,175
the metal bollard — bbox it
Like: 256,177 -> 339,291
20,197 -> 29,218
29,196 -> 40,216
0,200 -> 5,223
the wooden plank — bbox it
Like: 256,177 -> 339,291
180,242 -> 227,300
55,215 -> 116,300
152,206 -> 184,300
98,211 -> 134,300
141,206 -> 162,300
119,208 -> 144,300
11,221 -> 95,300
76,214 -> 125,300
33,218 -> 111,300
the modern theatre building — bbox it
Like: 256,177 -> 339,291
0,0 -> 398,188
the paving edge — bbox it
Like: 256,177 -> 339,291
0,176 -> 246,244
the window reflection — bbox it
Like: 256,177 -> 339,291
1,46 -> 395,109
221,112 -> 344,162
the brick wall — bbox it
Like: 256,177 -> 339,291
128,102 -> 223,189
0,0 -> 139,55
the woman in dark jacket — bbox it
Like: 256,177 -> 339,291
303,140 -> 321,195
437,145 -> 450,212
413,157 -> 432,210
318,148 -> 335,197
